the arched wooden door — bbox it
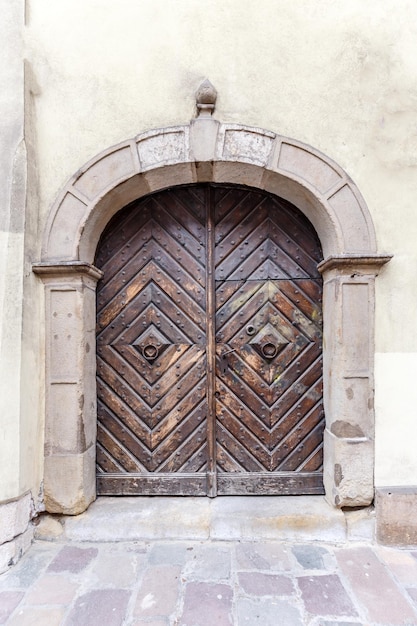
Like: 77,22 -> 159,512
95,185 -> 324,496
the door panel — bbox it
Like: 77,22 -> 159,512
95,184 -> 324,496
213,187 -> 324,494
96,188 -> 208,494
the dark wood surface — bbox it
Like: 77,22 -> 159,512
95,184 -> 324,495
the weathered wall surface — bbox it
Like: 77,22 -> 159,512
1,0 -> 417,525
0,0 -> 38,570
25,0 -> 417,488
0,0 -> 25,503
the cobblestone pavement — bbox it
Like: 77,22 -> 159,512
1,539 -> 417,625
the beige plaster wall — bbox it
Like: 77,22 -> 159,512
12,0 -> 417,496
375,354 -> 417,486
0,0 -> 43,506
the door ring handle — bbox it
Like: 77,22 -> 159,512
142,344 -> 159,360
261,342 -> 278,359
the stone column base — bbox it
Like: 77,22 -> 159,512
0,493 -> 34,574
323,429 -> 374,508
44,446 -> 96,515
376,487 -> 417,546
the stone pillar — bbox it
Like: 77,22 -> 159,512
318,255 -> 391,507
0,0 -> 37,572
33,262 -> 102,514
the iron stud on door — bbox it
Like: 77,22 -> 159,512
95,184 -> 324,496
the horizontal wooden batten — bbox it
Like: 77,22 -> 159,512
97,473 -> 208,496
217,473 -> 324,495
97,472 -> 324,496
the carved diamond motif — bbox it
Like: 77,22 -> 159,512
249,322 -> 289,360
112,325 -> 171,363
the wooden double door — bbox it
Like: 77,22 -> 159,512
95,185 -> 324,496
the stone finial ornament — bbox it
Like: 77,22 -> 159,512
195,79 -> 217,117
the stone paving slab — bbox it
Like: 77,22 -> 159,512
336,547 -> 417,625
0,538 -> 417,625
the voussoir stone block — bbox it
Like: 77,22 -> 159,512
327,185 -> 371,252
137,127 -> 189,171
278,142 -> 343,194
190,117 -> 219,162
45,192 -> 88,262
218,125 -> 275,166
73,145 -> 136,201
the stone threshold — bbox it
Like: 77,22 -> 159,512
34,496 -> 375,544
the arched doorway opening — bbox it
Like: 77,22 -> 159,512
94,184 -> 324,496
33,121 -> 390,514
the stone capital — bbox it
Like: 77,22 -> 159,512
318,254 -> 392,278
33,261 -> 103,282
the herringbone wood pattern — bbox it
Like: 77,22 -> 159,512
96,188 -> 208,482
95,185 -> 324,495
214,187 -> 323,483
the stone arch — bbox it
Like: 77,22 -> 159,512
42,122 -> 376,263
34,120 -> 390,514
